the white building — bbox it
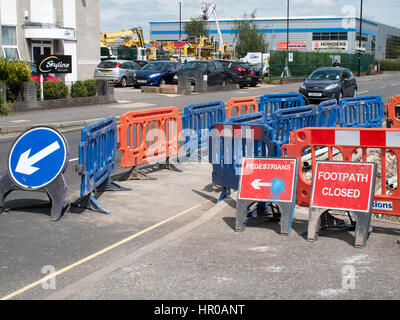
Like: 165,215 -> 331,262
0,0 -> 100,82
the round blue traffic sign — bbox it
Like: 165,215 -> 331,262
8,127 -> 69,190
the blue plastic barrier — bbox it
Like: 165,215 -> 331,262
224,112 -> 266,125
209,122 -> 274,196
339,95 -> 384,128
317,99 -> 340,127
73,116 -> 129,214
258,93 -> 306,121
182,100 -> 226,157
269,105 -> 318,156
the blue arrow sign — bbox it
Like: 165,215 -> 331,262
8,127 -> 68,190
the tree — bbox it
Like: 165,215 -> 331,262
184,16 -> 209,41
233,10 -> 268,58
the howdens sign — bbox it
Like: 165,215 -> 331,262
36,55 -> 72,74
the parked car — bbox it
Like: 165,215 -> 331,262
134,61 -> 183,88
134,60 -> 149,68
94,60 -> 141,87
176,60 -> 226,86
299,67 -> 357,102
214,59 -> 252,88
244,64 -> 264,87
28,62 -> 60,83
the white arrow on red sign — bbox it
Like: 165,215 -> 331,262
251,179 -> 272,190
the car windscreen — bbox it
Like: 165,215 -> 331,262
308,70 -> 341,81
141,62 -> 166,71
182,62 -> 208,71
97,61 -> 119,68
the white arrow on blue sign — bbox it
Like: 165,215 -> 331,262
8,127 -> 68,190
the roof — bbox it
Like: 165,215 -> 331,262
149,16 -> 379,26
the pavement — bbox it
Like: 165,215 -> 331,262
1,158 -> 400,301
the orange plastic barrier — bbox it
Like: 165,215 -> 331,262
283,127 -> 400,216
226,97 -> 258,118
118,107 -> 182,168
385,95 -> 400,128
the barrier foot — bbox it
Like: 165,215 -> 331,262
279,202 -> 295,236
100,177 -> 131,192
71,193 -> 110,215
158,158 -> 183,172
115,168 -> 157,181
217,187 -> 231,203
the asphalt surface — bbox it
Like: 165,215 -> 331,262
0,72 -> 400,303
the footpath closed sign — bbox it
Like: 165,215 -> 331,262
311,161 -> 376,213
239,158 -> 297,202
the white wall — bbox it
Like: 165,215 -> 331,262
63,0 -> 76,28
30,0 -> 54,24
1,0 -> 17,25
64,41 -> 77,83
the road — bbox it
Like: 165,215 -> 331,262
0,73 -> 400,302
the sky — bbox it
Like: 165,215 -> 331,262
100,0 -> 400,39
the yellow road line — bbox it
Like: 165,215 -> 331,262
1,202 -> 206,300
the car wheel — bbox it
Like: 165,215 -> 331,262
120,76 -> 127,88
353,88 -> 357,97
134,84 -> 140,89
160,78 -> 166,86
221,79 -> 226,86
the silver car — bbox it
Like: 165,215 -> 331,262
94,60 -> 141,87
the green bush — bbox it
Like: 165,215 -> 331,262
43,81 -> 69,100
378,59 -> 400,71
84,79 -> 97,96
70,81 -> 88,98
0,94 -> 10,116
0,58 -> 31,102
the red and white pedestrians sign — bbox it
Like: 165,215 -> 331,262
238,158 -> 297,202
311,161 -> 376,213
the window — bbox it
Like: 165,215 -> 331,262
1,25 -> 20,60
312,32 -> 348,41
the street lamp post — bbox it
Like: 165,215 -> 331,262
179,2 -> 182,62
358,0 -> 363,77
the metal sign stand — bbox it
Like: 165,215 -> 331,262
0,126 -> 69,221
235,158 -> 299,235
307,161 -> 377,248
236,197 -> 297,235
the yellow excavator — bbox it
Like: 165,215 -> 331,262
100,27 -> 156,61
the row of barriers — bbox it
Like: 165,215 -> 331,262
73,93 -> 395,218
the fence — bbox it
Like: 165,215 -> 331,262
282,127 -> 400,216
226,97 -> 258,118
339,95 -> 384,128
73,116 -> 128,214
182,100 -> 226,157
386,95 -> 400,128
268,50 -> 375,79
258,93 -> 305,121
117,107 -> 182,179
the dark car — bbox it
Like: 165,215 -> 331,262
299,67 -> 357,102
28,62 -> 60,83
176,60 -> 226,86
134,61 -> 182,88
134,60 -> 149,68
245,64 -> 263,87
215,59 -> 251,87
